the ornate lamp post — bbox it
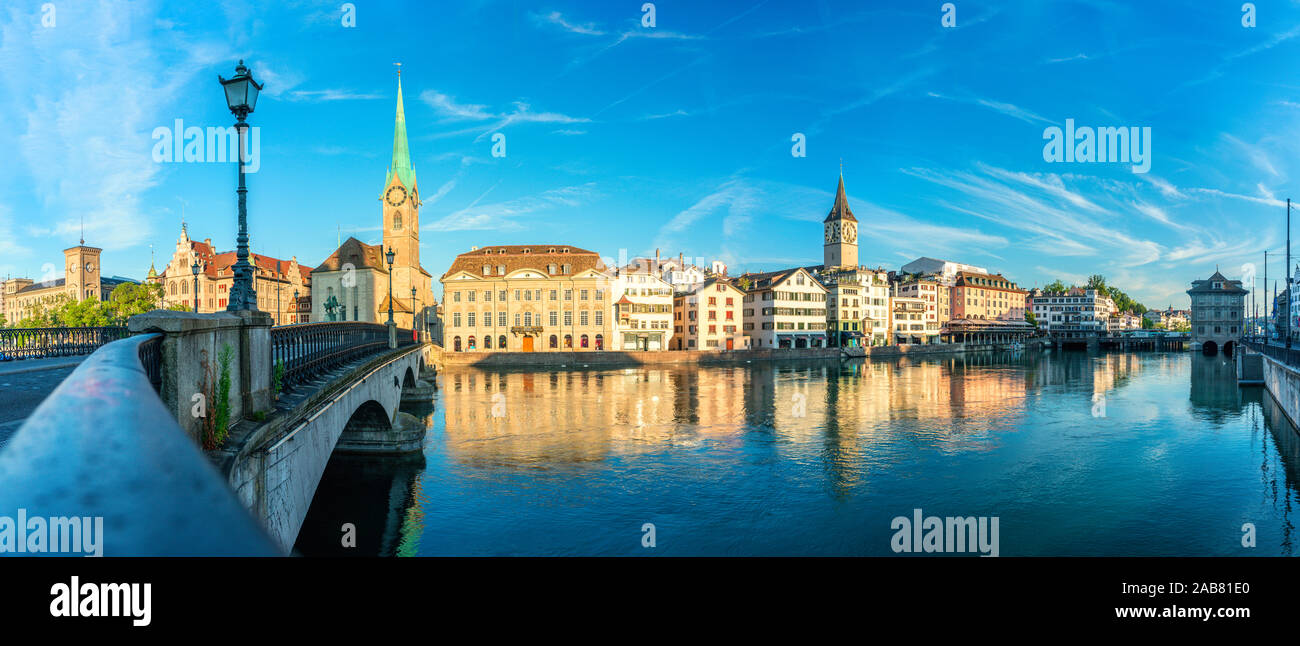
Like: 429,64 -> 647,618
191,260 -> 201,313
411,286 -> 418,342
293,289 -> 299,324
219,60 -> 264,312
385,247 -> 396,348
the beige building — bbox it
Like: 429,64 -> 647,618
3,241 -> 135,325
951,271 -> 1028,322
310,72 -> 435,332
672,277 -> 748,350
156,224 -> 310,324
441,245 -> 614,352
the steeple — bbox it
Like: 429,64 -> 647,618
384,66 -> 416,192
824,173 -> 857,223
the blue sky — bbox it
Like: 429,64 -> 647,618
2,0 -> 1299,309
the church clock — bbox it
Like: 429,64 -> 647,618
385,185 -> 407,207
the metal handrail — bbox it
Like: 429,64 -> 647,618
270,322 -> 415,393
0,326 -> 130,361
0,333 -> 278,555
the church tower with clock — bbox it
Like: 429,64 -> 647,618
379,68 -> 429,318
823,173 -> 859,269
64,239 -> 102,301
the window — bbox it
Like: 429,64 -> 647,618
580,334 -> 589,348
549,335 -> 558,348
393,213 -> 402,230
467,312 -> 476,327
549,311 -> 558,326
453,336 -> 462,352
564,311 -> 573,326
498,312 -> 507,327
467,336 -> 476,350
595,311 -> 603,326
498,335 -> 507,349
483,336 -> 492,349
580,311 -> 589,326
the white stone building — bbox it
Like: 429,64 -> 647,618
611,267 -> 674,351
739,267 -> 829,349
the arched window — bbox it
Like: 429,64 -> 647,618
467,336 -> 476,350
580,334 -> 589,348
549,335 -> 558,348
181,281 -> 189,294
595,334 -> 603,350
169,282 -> 177,295
498,335 -> 507,349
564,334 -> 573,349
483,336 -> 492,349
393,213 -> 403,230
453,336 -> 462,352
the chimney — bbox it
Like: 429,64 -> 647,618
655,248 -> 661,277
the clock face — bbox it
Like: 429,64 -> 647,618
844,224 -> 856,243
68,262 -> 77,273
85,262 -> 95,273
385,185 -> 407,207
411,188 -> 419,206
825,224 -> 834,243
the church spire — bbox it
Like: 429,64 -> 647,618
824,173 -> 858,223
385,65 -> 416,192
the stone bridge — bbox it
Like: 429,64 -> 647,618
0,311 -> 433,555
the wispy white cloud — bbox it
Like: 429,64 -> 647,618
926,92 -> 1056,125
426,183 -> 599,232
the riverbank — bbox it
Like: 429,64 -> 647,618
433,339 -> 1043,370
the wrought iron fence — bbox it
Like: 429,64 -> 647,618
271,322 -> 414,393
0,326 -> 130,361
1242,339 -> 1300,368
137,334 -> 163,394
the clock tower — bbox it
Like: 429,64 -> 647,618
377,67 -> 430,327
64,241 -> 102,301
822,174 -> 859,269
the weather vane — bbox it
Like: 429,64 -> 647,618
394,62 -> 401,77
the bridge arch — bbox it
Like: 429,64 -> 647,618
1202,340 -> 1218,355
403,366 -> 416,388
342,400 -> 393,435
1223,341 -> 1234,356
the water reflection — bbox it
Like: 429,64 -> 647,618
296,350 -> 1300,556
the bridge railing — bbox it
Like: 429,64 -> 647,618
271,321 -> 414,393
1242,339 -> 1300,368
0,326 -> 130,361
0,332 -> 279,555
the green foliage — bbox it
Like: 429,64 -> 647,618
10,282 -> 183,329
213,344 -> 234,448
1025,311 -> 1037,326
273,359 -> 285,395
1044,274 -> 1147,316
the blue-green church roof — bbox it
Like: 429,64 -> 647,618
383,75 -> 416,193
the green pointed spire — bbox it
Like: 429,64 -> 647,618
384,72 -> 416,192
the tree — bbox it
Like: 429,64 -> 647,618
1044,280 -> 1068,294
105,282 -> 179,324
1025,311 -> 1038,327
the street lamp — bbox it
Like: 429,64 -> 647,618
411,286 -> 418,342
190,260 -> 200,313
219,60 -> 264,312
385,247 -> 396,348
385,247 -> 396,325
293,289 -> 299,324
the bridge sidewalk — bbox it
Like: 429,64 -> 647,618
0,355 -> 88,376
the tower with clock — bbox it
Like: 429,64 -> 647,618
64,239 -> 102,301
382,70 -> 420,281
823,173 -> 859,269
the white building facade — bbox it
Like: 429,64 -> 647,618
740,267 -> 830,349
611,269 -> 674,351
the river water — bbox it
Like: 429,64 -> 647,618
295,350 -> 1300,556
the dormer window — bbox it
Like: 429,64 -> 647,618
548,264 -> 557,275
482,265 -> 491,276
497,265 -> 506,275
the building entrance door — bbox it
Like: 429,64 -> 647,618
726,338 -> 734,350
522,336 -> 534,352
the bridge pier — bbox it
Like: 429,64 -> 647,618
127,310 -> 273,444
